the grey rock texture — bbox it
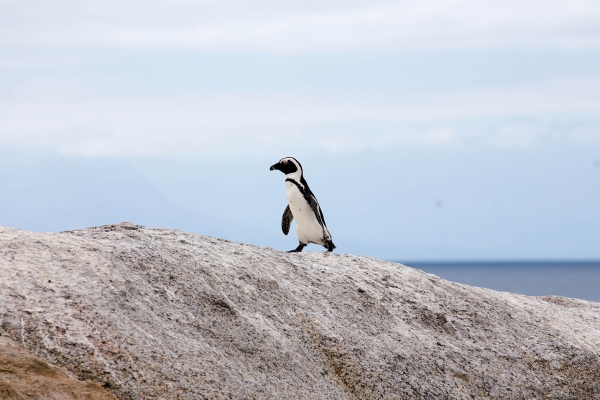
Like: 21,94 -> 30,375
0,223 -> 599,400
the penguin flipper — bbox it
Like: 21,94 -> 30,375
282,205 -> 294,235
308,194 -> 325,227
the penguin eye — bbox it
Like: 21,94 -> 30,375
281,159 -> 288,164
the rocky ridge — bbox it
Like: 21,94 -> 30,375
0,223 -> 599,399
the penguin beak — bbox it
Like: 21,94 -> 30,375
270,163 -> 280,171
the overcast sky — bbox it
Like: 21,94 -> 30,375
1,0 -> 599,260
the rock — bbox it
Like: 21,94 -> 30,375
0,222 -> 599,399
0,336 -> 117,399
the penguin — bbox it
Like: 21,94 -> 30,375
270,157 -> 336,252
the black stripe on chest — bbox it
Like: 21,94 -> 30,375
285,178 -> 311,205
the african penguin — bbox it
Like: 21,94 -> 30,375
270,157 -> 336,252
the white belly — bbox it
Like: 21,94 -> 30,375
286,182 -> 329,245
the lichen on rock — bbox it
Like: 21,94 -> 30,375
0,336 -> 117,399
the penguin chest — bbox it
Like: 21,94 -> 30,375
285,182 -> 325,244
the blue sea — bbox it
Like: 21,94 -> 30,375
402,261 -> 600,303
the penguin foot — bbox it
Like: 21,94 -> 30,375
288,243 -> 306,253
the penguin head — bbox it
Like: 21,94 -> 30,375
270,157 -> 303,178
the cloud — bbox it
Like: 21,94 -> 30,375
1,0 -> 599,52
489,120 -> 548,147
0,76 -> 598,157
570,122 -> 600,144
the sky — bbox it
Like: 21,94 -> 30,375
1,0 -> 599,260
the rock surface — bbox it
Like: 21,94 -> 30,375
0,223 -> 599,400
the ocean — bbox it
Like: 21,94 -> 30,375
400,261 -> 600,303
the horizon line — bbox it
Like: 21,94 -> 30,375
395,259 -> 600,266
